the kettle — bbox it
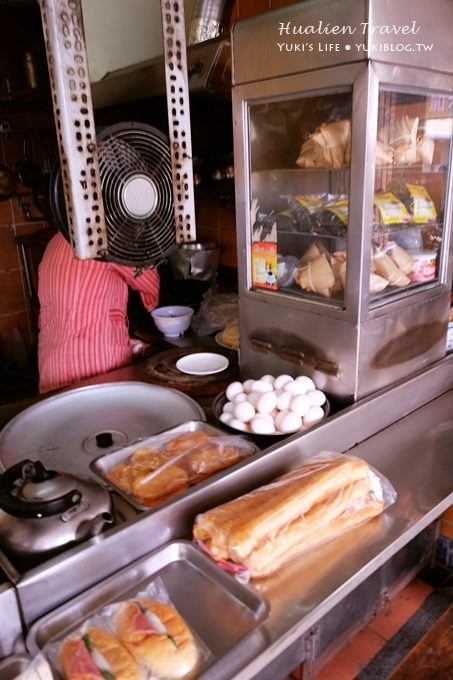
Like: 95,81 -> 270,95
0,459 -> 113,556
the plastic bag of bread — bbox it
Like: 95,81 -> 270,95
105,578 -> 208,680
45,609 -> 145,680
57,623 -> 144,680
48,578 -> 207,680
102,429 -> 258,509
193,452 -> 397,580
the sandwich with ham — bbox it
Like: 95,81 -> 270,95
113,598 -> 200,680
193,453 -> 390,579
59,626 -> 142,680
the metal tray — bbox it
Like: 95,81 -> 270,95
90,420 -> 259,511
26,540 -> 269,680
0,654 -> 54,679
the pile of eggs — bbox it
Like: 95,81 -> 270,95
219,374 -> 327,435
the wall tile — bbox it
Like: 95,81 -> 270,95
0,224 -> 21,270
236,0 -> 270,19
0,198 -> 13,224
270,0 -> 298,7
0,310 -> 32,362
0,269 -> 26,315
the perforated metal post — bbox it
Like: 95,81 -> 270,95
38,0 -> 107,259
160,0 -> 197,243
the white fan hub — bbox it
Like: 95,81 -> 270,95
122,174 -> 158,219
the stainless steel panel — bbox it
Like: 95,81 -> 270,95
0,382 -> 206,478
14,356 -> 453,630
27,540 -> 269,680
238,288 -> 450,401
0,656 -> 32,679
0,583 -> 23,659
232,0 -> 453,86
232,0 -> 367,85
90,420 -> 257,511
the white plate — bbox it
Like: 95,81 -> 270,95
176,352 -> 229,376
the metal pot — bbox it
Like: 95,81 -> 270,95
168,241 -> 220,282
0,459 -> 113,556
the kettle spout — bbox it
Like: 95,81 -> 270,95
76,511 -> 114,541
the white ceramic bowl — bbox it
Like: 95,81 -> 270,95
151,305 -> 194,337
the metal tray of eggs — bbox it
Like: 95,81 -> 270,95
213,374 -> 329,438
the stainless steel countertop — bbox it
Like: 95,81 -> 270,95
1,352 -> 452,678
4,354 -> 450,680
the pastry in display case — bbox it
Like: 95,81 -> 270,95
231,0 -> 453,402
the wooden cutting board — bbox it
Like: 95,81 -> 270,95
139,346 -> 239,396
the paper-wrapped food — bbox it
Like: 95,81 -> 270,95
193,452 -> 397,579
378,115 -> 419,165
293,253 -> 336,298
296,120 -> 351,169
373,249 -> 411,287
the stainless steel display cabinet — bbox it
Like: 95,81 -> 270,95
231,0 -> 453,403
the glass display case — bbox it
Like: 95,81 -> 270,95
231,0 -> 453,403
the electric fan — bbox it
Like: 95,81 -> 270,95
50,121 -> 176,267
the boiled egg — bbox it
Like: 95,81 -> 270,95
306,389 -> 327,407
229,418 -> 249,432
303,405 -> 325,428
289,394 -> 311,417
260,374 -> 275,386
233,401 -> 256,423
219,412 -> 233,425
226,381 -> 244,401
242,379 -> 256,394
251,379 -> 274,393
283,380 -> 308,395
276,390 -> 292,411
250,415 -> 276,434
275,410 -> 302,433
273,374 -> 294,390
256,390 -> 278,414
294,376 -> 316,392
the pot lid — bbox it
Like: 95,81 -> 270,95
0,382 -> 205,478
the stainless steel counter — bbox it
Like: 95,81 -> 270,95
1,355 -> 453,677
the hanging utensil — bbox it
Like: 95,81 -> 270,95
0,164 -> 17,201
31,149 -> 53,219
16,136 -> 43,189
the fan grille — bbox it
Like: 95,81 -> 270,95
53,122 -> 176,267
97,123 -> 175,266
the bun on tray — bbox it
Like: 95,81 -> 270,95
194,453 -> 387,578
113,598 -> 200,680
105,430 -> 254,507
59,625 -> 141,680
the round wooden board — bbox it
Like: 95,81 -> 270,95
139,346 -> 239,396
